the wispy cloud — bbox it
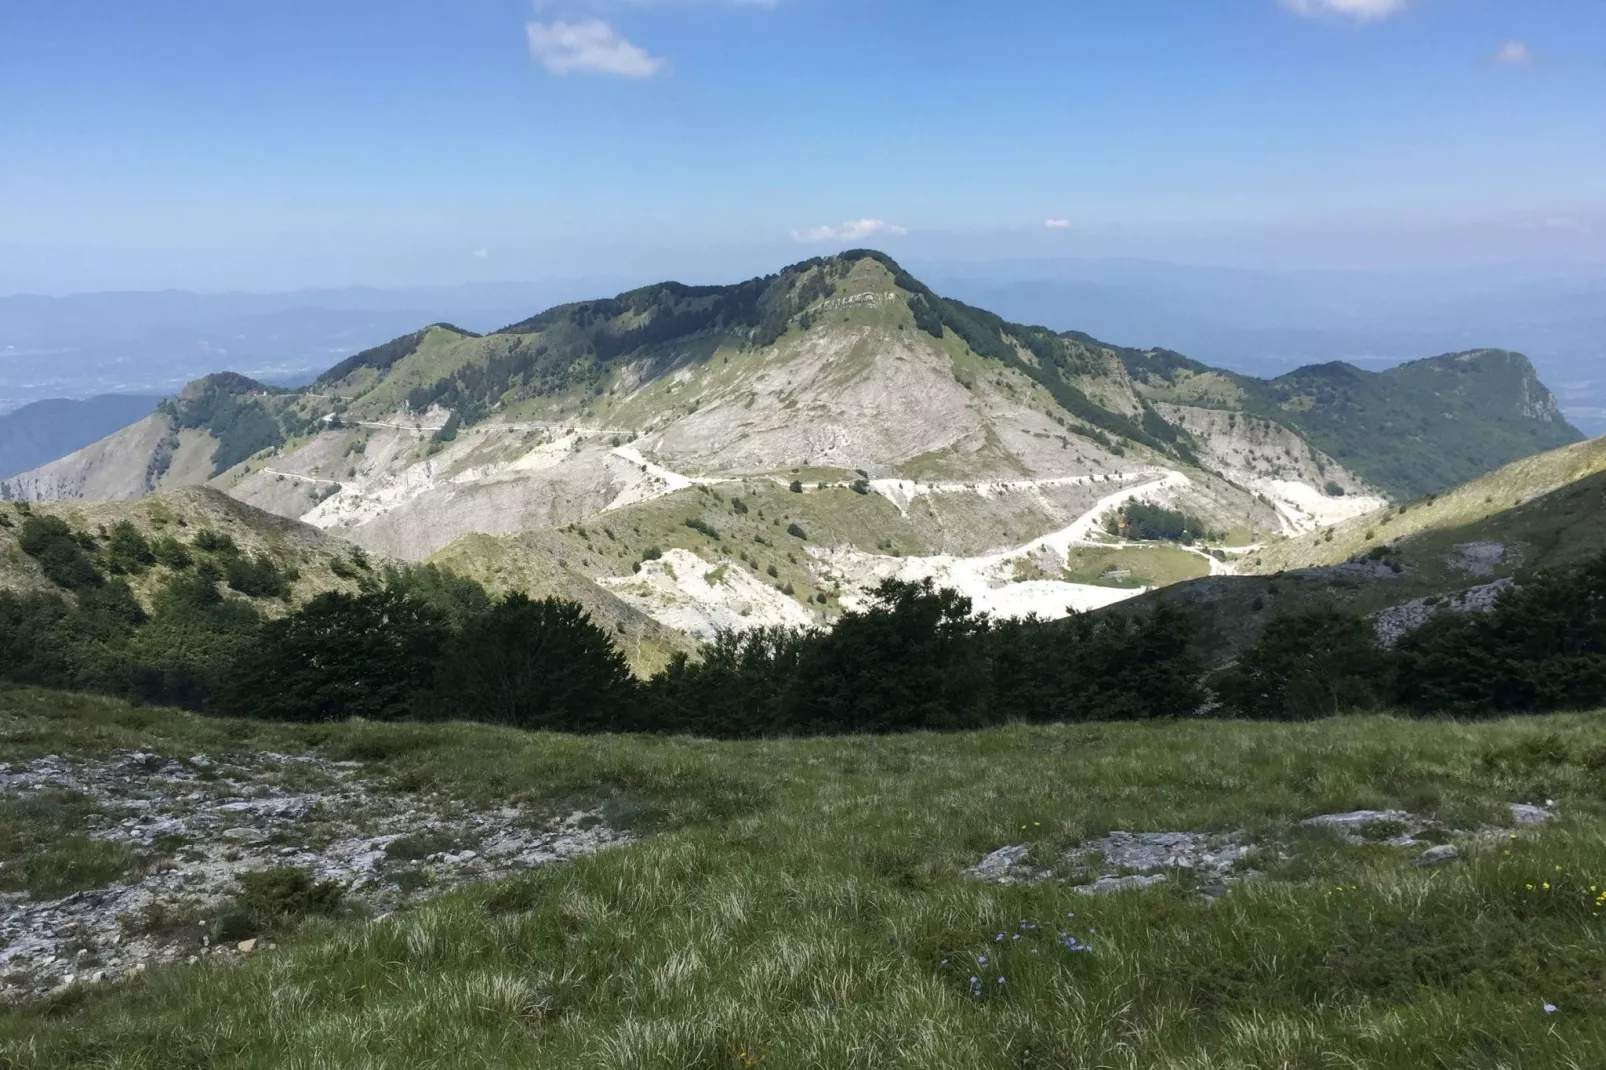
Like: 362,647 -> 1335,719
790,219 -> 908,244
471,248 -> 491,260
525,1 -> 772,78
1489,40 -> 1535,67
1044,219 -> 1072,230
1281,0 -> 1406,21
526,18 -> 669,78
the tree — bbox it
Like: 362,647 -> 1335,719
1212,605 -> 1388,719
228,589 -> 448,722
784,578 -> 991,733
107,521 -> 156,574
433,595 -> 634,731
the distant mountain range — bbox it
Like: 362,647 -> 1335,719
0,252 -> 1587,646
4,260 -> 1601,432
0,394 -> 162,479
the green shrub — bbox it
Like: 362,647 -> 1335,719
227,867 -> 345,936
18,516 -> 103,590
1212,605 -> 1389,719
193,529 -> 238,554
685,518 -> 720,540
107,521 -> 156,574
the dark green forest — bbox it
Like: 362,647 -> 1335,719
4,504 -> 1606,735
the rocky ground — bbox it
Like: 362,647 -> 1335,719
0,749 -> 628,1003
970,802 -> 1555,894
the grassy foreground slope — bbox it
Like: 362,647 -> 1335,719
4,688 -> 1605,1068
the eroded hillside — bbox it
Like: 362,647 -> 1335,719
6,251 -> 1580,643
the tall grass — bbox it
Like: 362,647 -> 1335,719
3,686 -> 1605,1067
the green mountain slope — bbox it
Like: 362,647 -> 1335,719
1123,347 -> 1582,500
1109,435 -> 1606,663
308,252 -> 1199,467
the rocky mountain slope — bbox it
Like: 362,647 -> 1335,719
1124,346 -> 1583,500
1106,434 -> 1606,662
4,251 -> 1580,642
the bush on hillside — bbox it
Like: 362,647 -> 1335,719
1394,552 -> 1606,715
1212,605 -> 1390,720
18,516 -> 103,590
432,594 -> 633,731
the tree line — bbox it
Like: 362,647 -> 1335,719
3,504 -> 1606,733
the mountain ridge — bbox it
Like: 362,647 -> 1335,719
0,251 -> 1581,643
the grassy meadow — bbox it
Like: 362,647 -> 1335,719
3,686 -> 1606,1068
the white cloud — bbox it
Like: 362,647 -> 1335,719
790,219 -> 908,244
471,248 -> 490,260
1490,40 -> 1535,66
526,18 -> 669,78
1281,0 -> 1406,21
1044,218 -> 1072,230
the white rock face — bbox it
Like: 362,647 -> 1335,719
816,471 -> 1207,622
600,549 -> 819,640
1153,404 -> 1388,534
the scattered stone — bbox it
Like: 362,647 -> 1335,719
1413,844 -> 1460,867
1302,810 -> 1412,835
970,802 -> 1545,894
968,845 -> 1032,882
0,749 -> 632,1004
220,828 -> 268,844
1373,579 -> 1514,647
1448,541 -> 1508,578
1510,803 -> 1553,826
236,939 -> 257,954
1064,831 -> 1250,878
1072,874 -> 1167,895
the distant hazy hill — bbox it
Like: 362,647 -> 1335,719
1123,347 -> 1582,500
0,394 -> 162,479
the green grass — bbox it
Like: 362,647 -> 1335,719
0,787 -> 140,899
5,685 -> 1606,1066
1062,545 -> 1211,589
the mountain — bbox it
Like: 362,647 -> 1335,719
1106,434 -> 1606,664
933,261 -> 1606,436
1123,347 -> 1582,500
0,394 -> 163,479
2,251 -> 1581,642
0,282 -> 625,415
0,485 -> 689,676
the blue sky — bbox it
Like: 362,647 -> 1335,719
1,0 -> 1603,293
